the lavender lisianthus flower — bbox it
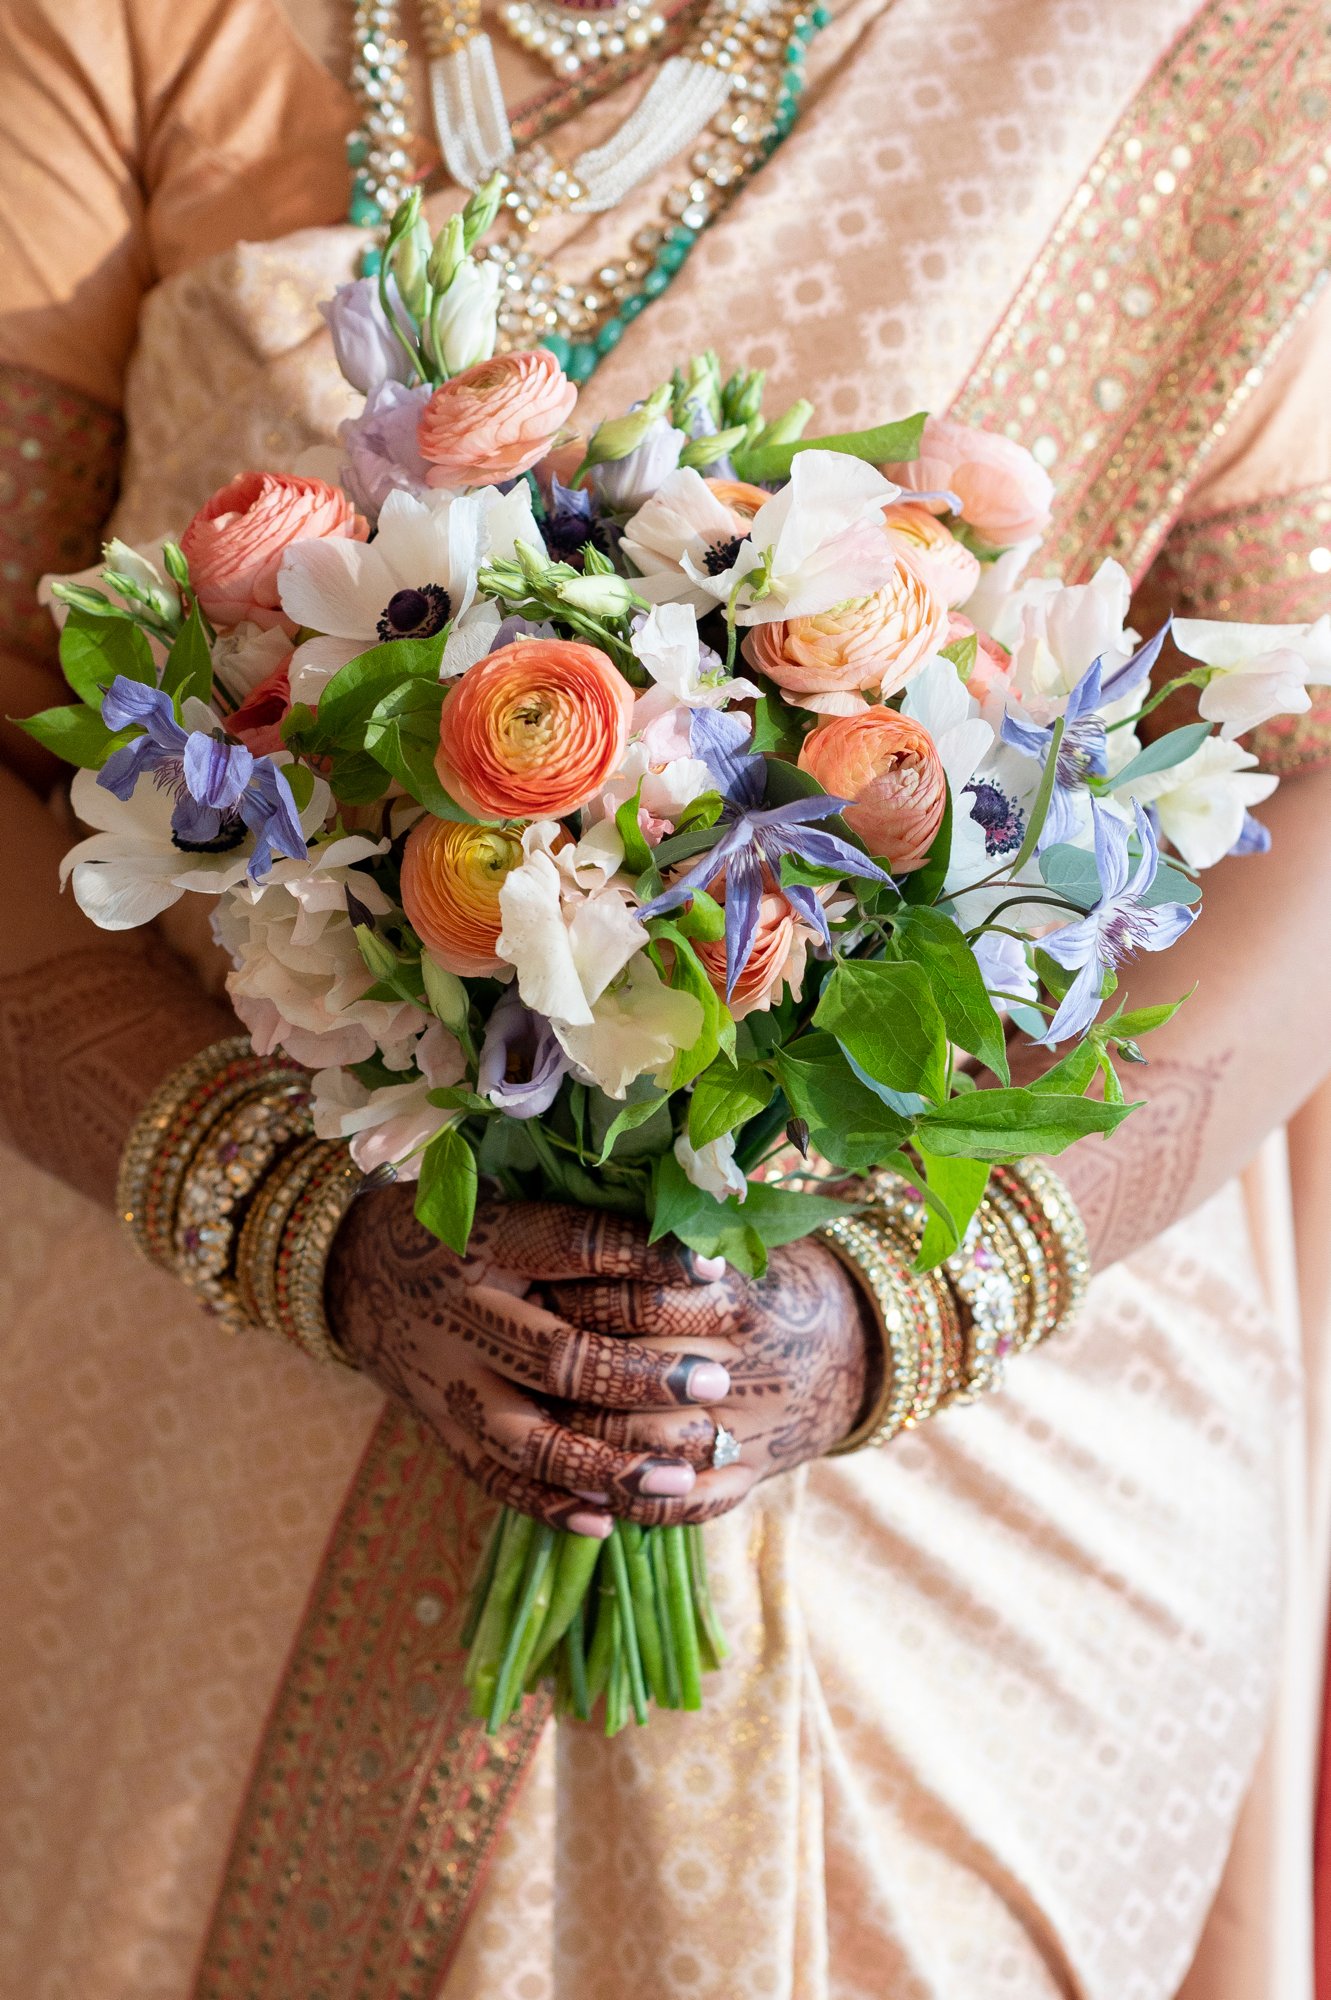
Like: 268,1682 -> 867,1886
98,678 -> 306,882
1038,800 -> 1196,1044
640,708 -> 892,1000
476,988 -> 569,1117
321,275 -> 415,396
590,415 -> 687,513
338,379 -> 433,520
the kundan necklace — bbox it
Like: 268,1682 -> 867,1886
346,0 -> 828,382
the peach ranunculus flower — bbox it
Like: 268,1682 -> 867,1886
227,656 -> 292,757
882,501 -> 982,610
694,878 -> 815,1021
883,415 -> 1054,551
798,709 -> 946,870
704,476 -> 773,526
418,349 -> 578,488
180,472 -> 367,630
400,817 -> 525,976
435,637 -> 634,821
744,556 -> 948,698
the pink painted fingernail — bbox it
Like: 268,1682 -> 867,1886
640,1461 -> 696,1497
692,1254 -> 728,1283
686,1361 -> 731,1403
574,1489 -> 610,1504
567,1510 -> 613,1539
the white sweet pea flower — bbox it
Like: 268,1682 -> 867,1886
311,1022 -> 467,1180
278,485 -> 544,703
211,621 -> 293,702
901,654 -> 996,889
1006,559 -> 1136,720
630,602 -> 758,722
1119,736 -> 1278,869
213,833 -> 431,1067
557,956 -> 704,1099
957,537 -> 1039,641
1177,614 -> 1331,739
620,469 -> 754,613
496,822 -> 646,1027
674,1129 -> 747,1204
711,451 -> 905,626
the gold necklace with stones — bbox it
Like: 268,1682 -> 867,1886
347,0 -> 830,384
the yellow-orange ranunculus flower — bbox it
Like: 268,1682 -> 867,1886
881,501 -> 981,610
400,817 -> 524,975
798,710 -> 946,870
744,557 -> 947,698
435,638 -> 634,821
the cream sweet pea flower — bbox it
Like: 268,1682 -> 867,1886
1176,614 -> 1331,739
557,956 -> 704,1099
630,602 -> 758,721
496,821 -> 646,1028
714,452 -> 905,626
310,1022 -> 467,1180
278,485 -> 544,704
1006,560 -> 1136,720
1120,736 -> 1278,869
673,1129 -> 747,1204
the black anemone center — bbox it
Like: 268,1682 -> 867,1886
964,780 -> 1025,858
172,818 -> 246,857
377,583 -> 452,642
703,534 -> 747,577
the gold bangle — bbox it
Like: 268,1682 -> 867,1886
1000,1161 -> 1091,1339
172,1081 -> 314,1331
819,1214 -> 927,1453
863,1206 -> 960,1426
271,1145 -> 366,1369
235,1136 -> 335,1334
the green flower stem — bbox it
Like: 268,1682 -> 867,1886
584,1579 -> 619,1707
564,1602 -> 591,1722
664,1526 -> 703,1710
529,1528 -> 605,1673
465,1508 -> 534,1712
607,1526 -> 650,1726
486,1523 -> 556,1733
650,1530 -> 683,1708
621,1524 -> 668,1707
460,1508 -> 505,1651
686,1524 -> 729,1669
605,1641 -> 630,1737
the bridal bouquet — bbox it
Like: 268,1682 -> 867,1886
27,186 -> 1329,1733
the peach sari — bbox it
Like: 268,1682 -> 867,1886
1,3 -> 1330,1996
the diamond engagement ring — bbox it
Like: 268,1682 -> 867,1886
710,1423 -> 741,1470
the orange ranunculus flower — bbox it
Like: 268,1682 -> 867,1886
704,476 -> 773,527
435,638 -> 634,821
400,817 -> 525,976
798,709 -> 946,871
418,348 -> 578,488
882,501 -> 982,610
694,879 -> 815,1022
744,557 -> 948,698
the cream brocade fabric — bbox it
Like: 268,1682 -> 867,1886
0,2 -> 1321,1996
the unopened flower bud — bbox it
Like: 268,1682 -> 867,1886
581,384 -> 673,473
678,426 -> 749,472
429,258 -> 500,376
722,367 -> 766,427
421,952 -> 470,1034
555,572 -> 643,617
427,215 -> 466,294
462,172 -> 505,250
353,922 -> 400,982
391,212 -> 433,318
754,399 -> 814,450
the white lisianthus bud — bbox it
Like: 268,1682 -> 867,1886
421,952 -> 470,1036
556,573 -> 644,617
432,259 -> 501,374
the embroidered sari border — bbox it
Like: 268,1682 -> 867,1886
192,1404 -> 551,2000
953,0 -> 1331,587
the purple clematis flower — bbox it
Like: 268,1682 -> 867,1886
476,988 -> 569,1117
640,708 -> 893,1000
1001,621 -> 1170,850
1038,800 -> 1196,1044
98,677 -> 307,882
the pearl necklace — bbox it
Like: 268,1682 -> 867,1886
346,0 -> 828,383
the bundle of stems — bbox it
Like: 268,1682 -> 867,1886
463,1511 -> 729,1733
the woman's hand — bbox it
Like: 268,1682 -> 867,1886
327,1191 -> 875,1532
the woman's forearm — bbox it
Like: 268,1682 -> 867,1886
1042,764 -> 1331,1269
0,762 -> 237,1207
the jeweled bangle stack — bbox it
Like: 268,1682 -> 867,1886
819,1158 -> 1091,1453
117,1039 -> 369,1368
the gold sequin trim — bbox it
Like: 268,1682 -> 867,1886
952,0 -> 1331,587
192,1408 -> 551,2000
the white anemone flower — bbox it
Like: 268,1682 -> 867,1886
900,654 -> 996,890
1119,735 -> 1279,869
1177,614 -> 1331,739
277,485 -> 544,705
674,1129 -> 747,1204
59,762 -> 329,931
620,469 -> 755,612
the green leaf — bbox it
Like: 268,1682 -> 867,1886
414,1124 -> 478,1252
1109,722 -> 1211,791
892,904 -> 1010,1081
814,959 -> 949,1103
326,748 -> 393,805
688,1058 -> 773,1149
749,690 -> 803,756
652,922 -> 733,1088
363,676 -> 477,818
915,1148 -> 990,1270
651,823 -> 723,872
614,783 -> 655,877
58,607 -> 155,707
1028,1036 -> 1102,1097
425,1085 -> 495,1115
595,1090 -> 672,1165
14,703 -> 132,769
774,1032 -> 910,1170
649,1154 -> 859,1278
675,790 -> 724,834
916,1085 -> 1135,1160
160,607 -> 213,707
1008,716 -> 1064,877
1145,858 -> 1202,908
1038,842 -> 1100,911
939,632 -> 979,681
1108,994 -> 1190,1038
901,782 -> 952,907
298,634 -> 447,752
670,887 -> 725,943
734,411 -> 926,486
1098,1048 -> 1126,1106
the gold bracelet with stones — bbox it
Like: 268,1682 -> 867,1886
977,1177 -> 1051,1355
818,1213 -> 929,1454
270,1144 -> 369,1370
172,1081 -> 315,1333
996,1161 -> 1091,1340
235,1135 -> 337,1336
